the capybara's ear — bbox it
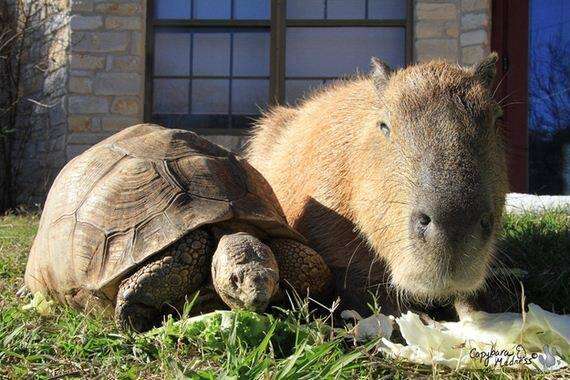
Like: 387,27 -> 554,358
472,52 -> 498,88
370,57 -> 393,91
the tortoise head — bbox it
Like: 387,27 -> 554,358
211,232 -> 279,312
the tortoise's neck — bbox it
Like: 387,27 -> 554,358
209,221 -> 265,241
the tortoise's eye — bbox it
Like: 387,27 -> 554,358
230,273 -> 240,288
378,122 -> 390,138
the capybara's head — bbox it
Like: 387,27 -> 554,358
359,54 -> 508,302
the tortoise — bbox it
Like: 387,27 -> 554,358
24,124 -> 332,331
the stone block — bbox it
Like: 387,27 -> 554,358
69,115 -> 93,132
111,97 -> 140,115
70,70 -> 93,77
70,15 -> 102,30
70,76 -> 92,94
415,22 -> 444,39
416,39 -> 458,62
71,0 -> 94,12
462,45 -> 487,65
105,16 -> 141,30
94,3 -> 142,15
130,32 -> 144,55
93,73 -> 141,95
461,13 -> 488,31
107,55 -> 141,71
461,0 -> 488,12
415,21 -> 459,39
446,26 -> 460,38
72,32 -> 129,53
416,3 -> 457,21
460,29 -> 487,46
69,96 -> 109,114
67,144 -> 92,159
70,54 -> 106,70
100,116 -> 140,131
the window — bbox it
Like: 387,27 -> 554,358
146,0 -> 412,131
528,0 -> 570,194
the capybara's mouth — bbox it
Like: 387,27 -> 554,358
391,250 -> 491,302
406,275 -> 485,301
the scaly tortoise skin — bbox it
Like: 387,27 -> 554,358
24,124 -> 332,331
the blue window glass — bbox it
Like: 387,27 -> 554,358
194,0 -> 231,19
154,0 -> 192,20
233,32 -> 270,76
153,79 -> 189,114
192,33 -> 231,76
286,27 -> 405,77
151,0 -> 409,131
152,27 -> 271,128
285,80 -> 325,104
192,79 -> 230,114
234,0 -> 270,20
327,0 -> 366,19
232,80 -> 269,114
154,29 -> 191,76
287,0 -> 325,19
368,0 -> 407,19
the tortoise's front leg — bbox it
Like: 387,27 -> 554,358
267,239 -> 333,302
115,229 -> 214,331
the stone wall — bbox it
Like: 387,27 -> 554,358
9,0 -> 493,205
66,0 -> 146,159
8,0 -> 70,206
414,0 -> 491,65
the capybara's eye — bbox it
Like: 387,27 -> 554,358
378,122 -> 390,138
494,105 -> 504,123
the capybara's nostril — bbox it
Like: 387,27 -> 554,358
410,211 -> 431,239
418,213 -> 431,227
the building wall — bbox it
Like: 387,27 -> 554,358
14,0 -> 492,205
10,0 -> 70,205
61,0 -> 491,159
415,0 -> 491,65
66,0 -> 146,159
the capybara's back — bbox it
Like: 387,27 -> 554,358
247,55 -> 508,315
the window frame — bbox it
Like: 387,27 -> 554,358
144,0 -> 414,134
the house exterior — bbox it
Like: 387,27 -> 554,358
7,0 -> 568,205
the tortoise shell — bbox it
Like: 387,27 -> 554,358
24,124 -> 302,307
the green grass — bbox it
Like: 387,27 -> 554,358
495,210 -> 570,313
0,210 -> 568,379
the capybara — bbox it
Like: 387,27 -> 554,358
246,54 -> 508,317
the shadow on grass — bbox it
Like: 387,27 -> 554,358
484,209 -> 570,314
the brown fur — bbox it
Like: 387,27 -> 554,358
247,56 -> 508,316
